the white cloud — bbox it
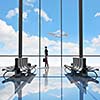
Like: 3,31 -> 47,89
92,35 -> 100,47
0,83 -> 14,100
85,47 -> 96,54
34,8 -> 52,22
24,0 -> 35,13
26,0 -> 35,3
91,83 -> 100,94
0,67 -> 75,100
0,19 -> 18,51
23,12 -> 28,20
22,79 -> 75,96
25,0 -> 35,8
63,42 -> 79,54
84,40 -> 90,44
23,32 -> 78,55
0,19 -> 99,59
6,8 -> 28,20
0,19 -> 79,68
6,8 -> 18,19
95,12 -> 100,17
25,2 -> 34,8
49,94 -> 62,98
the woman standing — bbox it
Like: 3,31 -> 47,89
44,46 -> 49,68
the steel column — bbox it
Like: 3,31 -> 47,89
79,0 -> 83,58
19,0 -> 23,58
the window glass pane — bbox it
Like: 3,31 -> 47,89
85,57 -> 100,100
0,0 -> 18,55
21,78 -> 39,100
0,80 -> 15,100
63,57 -> 100,100
0,57 -> 15,100
41,78 -> 61,100
41,0 -> 61,55
0,57 -> 15,77
23,0 -> 39,55
62,0 -> 79,55
24,57 -> 39,76
0,57 -> 39,100
84,0 -> 100,55
63,79 -> 78,100
41,57 -> 61,76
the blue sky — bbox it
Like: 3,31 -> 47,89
0,0 -> 100,55
0,0 -> 100,100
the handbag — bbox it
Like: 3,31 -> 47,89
43,58 -> 45,62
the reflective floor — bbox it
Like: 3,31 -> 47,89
0,64 -> 100,100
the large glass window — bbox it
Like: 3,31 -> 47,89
0,0 -> 100,100
0,0 -> 18,55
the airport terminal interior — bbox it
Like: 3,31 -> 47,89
0,0 -> 100,100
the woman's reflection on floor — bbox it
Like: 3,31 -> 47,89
43,67 -> 49,88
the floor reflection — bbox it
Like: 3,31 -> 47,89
43,68 -> 49,88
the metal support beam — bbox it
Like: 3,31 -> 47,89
17,1 -> 23,99
79,0 -> 83,58
80,89 -> 84,100
18,86 -> 22,100
15,82 -> 22,100
19,0 -> 23,58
